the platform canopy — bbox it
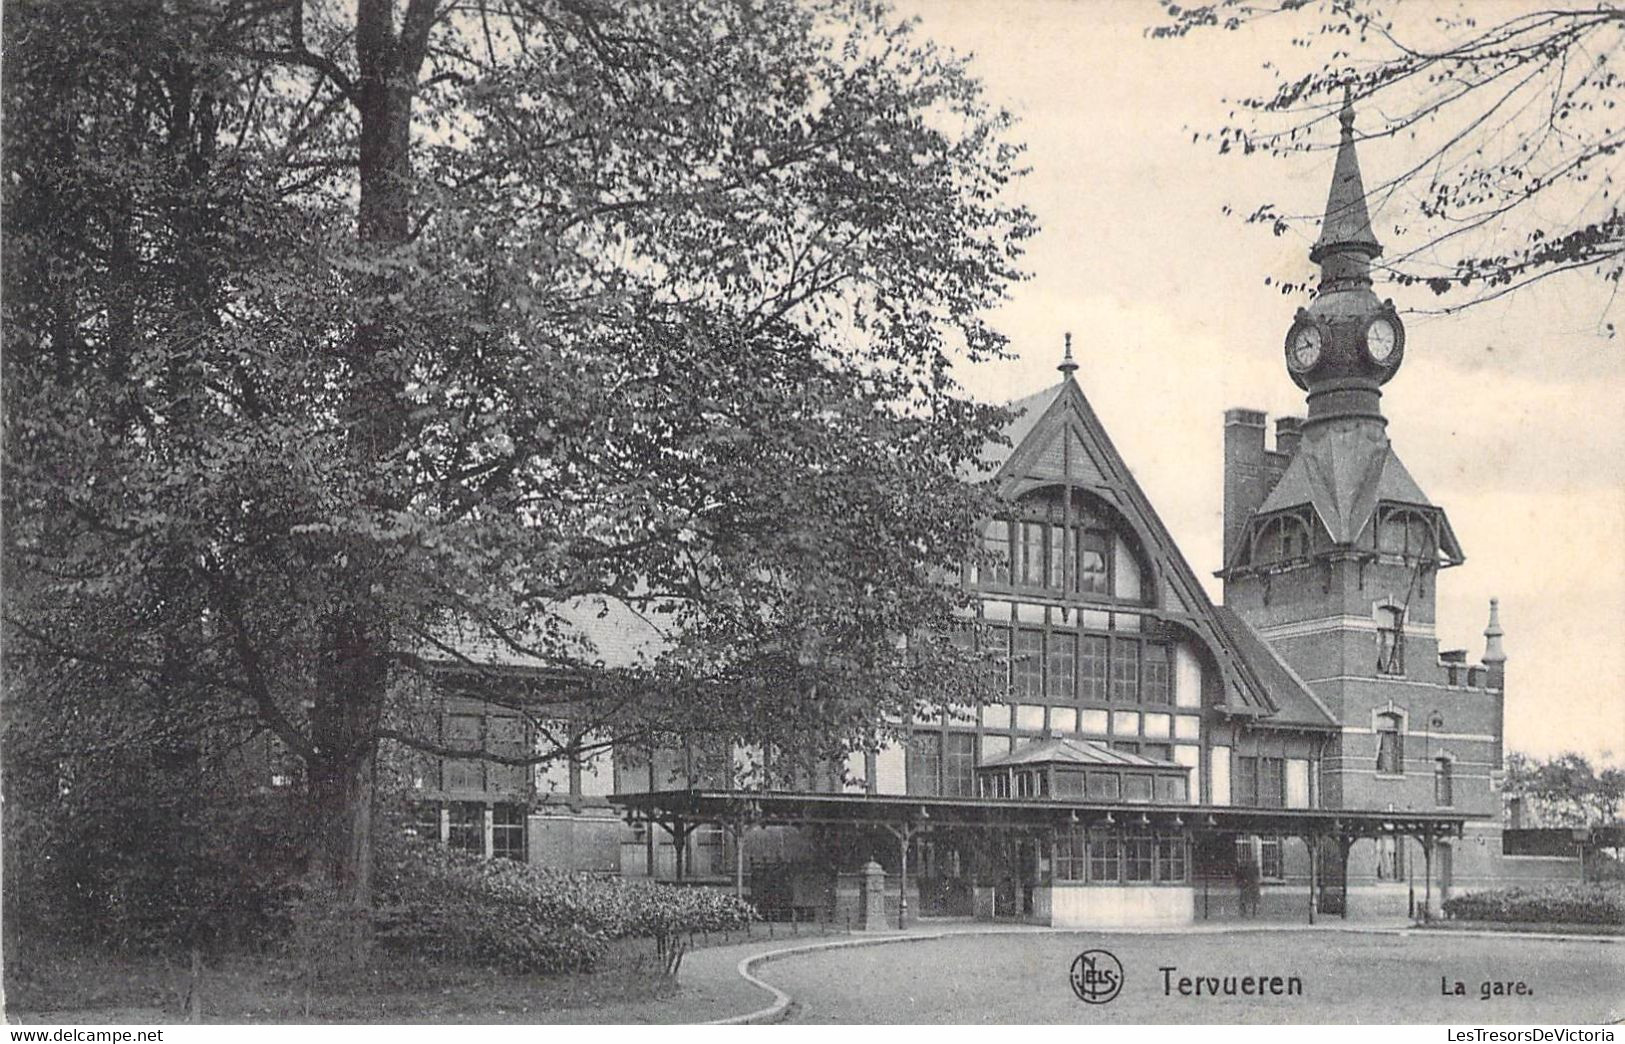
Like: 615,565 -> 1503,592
609,788 -> 1479,841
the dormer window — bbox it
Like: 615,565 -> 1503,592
1254,515 -> 1311,564
1378,508 -> 1436,560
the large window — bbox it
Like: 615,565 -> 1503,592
1258,757 -> 1284,809
1055,827 -> 1088,882
492,804 -> 525,861
981,520 -> 1011,584
944,733 -> 977,797
448,801 -> 483,853
1075,531 -> 1110,595
1376,713 -> 1405,775
1156,836 -> 1187,883
907,733 -> 941,796
1236,836 -> 1283,880
1019,521 -> 1046,587
1235,755 -> 1258,806
1124,835 -> 1155,882
1014,629 -> 1044,699
1089,830 -> 1121,882
1110,638 -> 1139,701
1434,757 -> 1454,807
1142,643 -> 1171,704
1079,636 -> 1109,700
1047,630 -> 1075,700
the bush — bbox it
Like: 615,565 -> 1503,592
1441,882 -> 1625,926
374,839 -> 755,973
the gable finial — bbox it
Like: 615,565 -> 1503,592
1058,331 -> 1078,377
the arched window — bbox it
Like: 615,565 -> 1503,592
1375,712 -> 1405,776
1378,508 -> 1436,559
1376,605 -> 1406,675
1254,515 -> 1311,564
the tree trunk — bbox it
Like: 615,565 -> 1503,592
307,612 -> 388,965
297,0 -> 436,966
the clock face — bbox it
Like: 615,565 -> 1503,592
1289,324 -> 1323,371
1367,318 -> 1398,364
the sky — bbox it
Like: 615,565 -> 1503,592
893,0 -> 1625,766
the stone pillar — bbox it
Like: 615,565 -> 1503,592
859,860 -> 889,931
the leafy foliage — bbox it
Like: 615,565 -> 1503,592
374,839 -> 754,973
1503,751 -> 1625,829
1441,882 -> 1625,926
2,0 -> 1030,921
1152,1 -> 1624,318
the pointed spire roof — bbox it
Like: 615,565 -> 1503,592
1310,87 -> 1382,264
1483,597 -> 1507,664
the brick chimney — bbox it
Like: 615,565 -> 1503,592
1223,408 -> 1291,566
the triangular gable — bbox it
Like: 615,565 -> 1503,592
986,378 -> 1282,718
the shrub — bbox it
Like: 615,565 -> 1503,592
374,839 -> 755,973
1441,882 -> 1625,926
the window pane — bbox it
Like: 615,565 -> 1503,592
1016,704 -> 1046,731
1047,630 -> 1075,700
1089,830 -> 1120,882
448,801 -> 484,853
1111,639 -> 1139,701
1014,629 -> 1043,699
1123,774 -> 1153,802
906,733 -> 941,796
981,703 -> 1011,729
944,733 -> 977,797
1049,706 -> 1078,733
1124,836 -> 1154,882
1235,756 -> 1258,806
1111,710 -> 1140,736
1076,531 -> 1109,594
1079,636 -> 1109,701
982,519 -> 1011,584
1142,644 -> 1171,704
1259,757 -> 1284,808
1079,709 -> 1110,735
1086,772 -> 1120,801
1049,525 -> 1067,589
1021,521 -> 1046,586
492,804 -> 526,861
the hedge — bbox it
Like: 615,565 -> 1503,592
373,840 -> 756,972
1441,882 -> 1625,926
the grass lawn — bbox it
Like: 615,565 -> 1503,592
4,943 -> 678,1024
766,930 -> 1625,1024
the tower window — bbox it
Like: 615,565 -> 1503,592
1376,713 -> 1405,775
1434,757 -> 1454,807
1376,606 -> 1406,675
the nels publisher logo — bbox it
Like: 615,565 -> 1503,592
1069,949 -> 1124,1005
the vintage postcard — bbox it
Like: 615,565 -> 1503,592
3,0 -> 1620,1031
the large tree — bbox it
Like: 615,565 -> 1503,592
1153,1 -> 1623,319
3,0 -> 1029,955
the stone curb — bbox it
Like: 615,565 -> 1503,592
705,922 -> 1620,1025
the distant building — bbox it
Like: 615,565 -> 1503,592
400,96 -> 1581,926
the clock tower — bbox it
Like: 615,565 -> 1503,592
1218,92 -> 1509,852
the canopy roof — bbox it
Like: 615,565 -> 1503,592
978,736 -> 1178,771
